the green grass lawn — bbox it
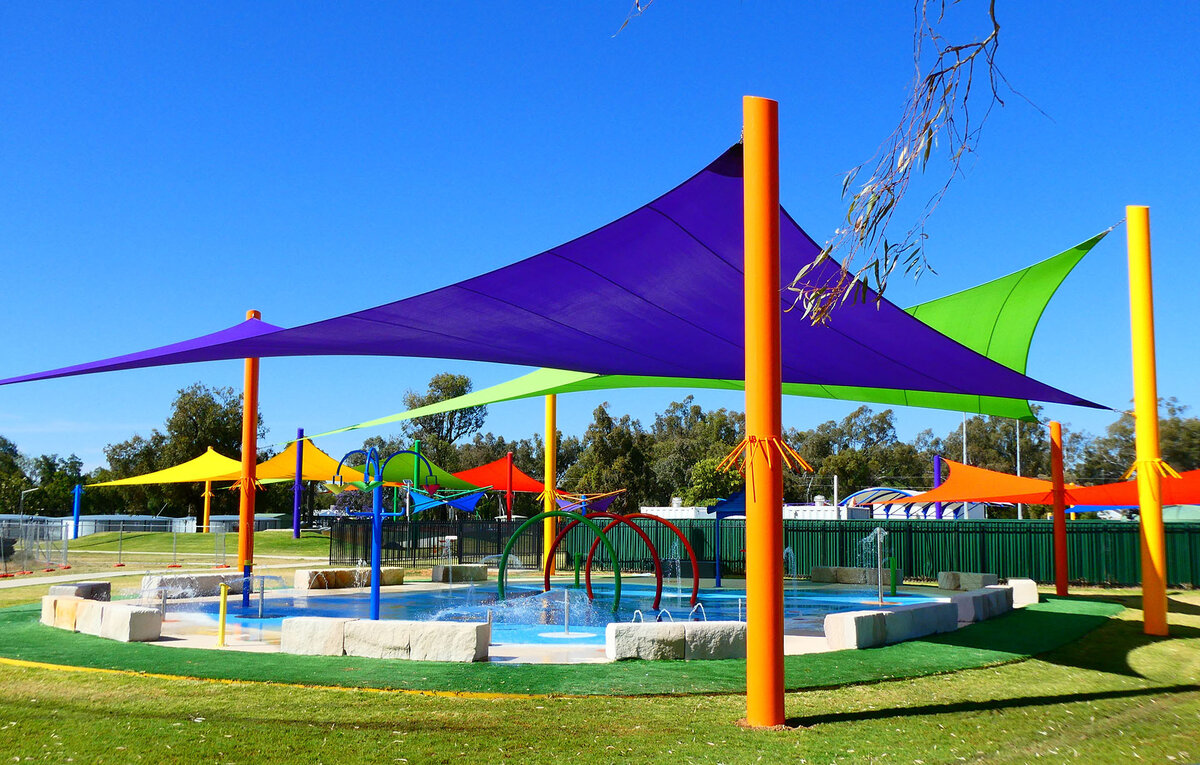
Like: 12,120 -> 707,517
0,591 -> 1196,763
67,528 -> 331,557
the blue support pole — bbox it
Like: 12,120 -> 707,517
292,428 -> 304,539
371,481 -> 383,620
713,514 -> 722,588
933,454 -> 944,520
71,484 -> 83,540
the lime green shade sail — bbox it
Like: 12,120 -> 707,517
312,232 -> 1108,438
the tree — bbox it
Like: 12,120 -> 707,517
1074,398 -> 1200,483
681,457 -> 743,506
27,453 -> 84,514
0,435 -> 31,513
649,396 -> 744,499
96,383 -> 269,519
788,406 -> 934,497
562,404 -> 662,513
391,373 -> 488,469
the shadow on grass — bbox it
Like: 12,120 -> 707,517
919,594 -> 1200,680
1167,593 -> 1200,618
785,683 -> 1200,728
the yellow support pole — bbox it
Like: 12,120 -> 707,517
202,480 -> 213,533
1127,205 -> 1169,636
217,582 -> 230,647
743,95 -> 785,728
543,394 -> 557,575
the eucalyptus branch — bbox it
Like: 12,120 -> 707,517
788,0 -> 1007,323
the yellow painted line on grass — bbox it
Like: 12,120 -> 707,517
0,656 -> 551,700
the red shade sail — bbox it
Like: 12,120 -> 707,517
453,457 -> 544,494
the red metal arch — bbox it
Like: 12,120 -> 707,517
543,511 -> 664,610
588,513 -> 699,607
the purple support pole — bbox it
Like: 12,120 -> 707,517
934,454 -> 944,520
292,428 -> 304,539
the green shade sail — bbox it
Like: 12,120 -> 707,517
313,233 -> 1108,438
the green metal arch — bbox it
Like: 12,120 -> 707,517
496,510 -> 622,611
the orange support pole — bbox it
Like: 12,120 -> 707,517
743,95 -> 785,728
1050,421 -> 1068,596
1127,205 -> 1169,636
237,310 -> 261,593
542,394 -> 557,575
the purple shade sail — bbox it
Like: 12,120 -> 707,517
0,318 -> 285,385
0,146 -> 1102,410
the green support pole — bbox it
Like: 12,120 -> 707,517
889,556 -> 898,597
412,439 -> 422,490
574,552 -> 581,588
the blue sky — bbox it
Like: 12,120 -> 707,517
2,2 -> 1198,471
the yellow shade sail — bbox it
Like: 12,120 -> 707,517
251,439 -> 364,483
88,447 -> 243,487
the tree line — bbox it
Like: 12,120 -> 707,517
3,372 -> 1199,521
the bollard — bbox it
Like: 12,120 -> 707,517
217,583 -> 230,647
214,532 -> 230,569
168,529 -> 182,568
114,524 -> 125,568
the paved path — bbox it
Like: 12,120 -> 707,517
0,559 -> 320,589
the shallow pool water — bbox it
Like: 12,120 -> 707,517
175,581 -> 937,646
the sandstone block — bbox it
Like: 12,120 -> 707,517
810,566 -> 837,583
40,595 -> 57,626
407,621 -> 490,662
75,600 -> 106,636
280,617 -> 354,656
835,567 -> 868,585
937,571 -> 961,590
1006,578 -> 1039,608
824,610 -> 886,650
984,585 -> 1013,616
48,581 -> 111,601
432,564 -> 487,583
683,621 -> 746,660
960,572 -> 999,590
605,622 -> 686,660
99,604 -> 162,642
53,596 -> 83,630
344,619 -> 413,659
865,567 -> 903,585
141,573 -> 244,598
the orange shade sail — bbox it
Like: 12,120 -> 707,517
885,459 -> 1200,507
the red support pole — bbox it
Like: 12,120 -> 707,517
1050,421 -> 1068,596
505,451 -> 514,521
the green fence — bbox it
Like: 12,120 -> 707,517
563,519 -> 1200,588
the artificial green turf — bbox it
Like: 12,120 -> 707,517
0,596 -> 1121,696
